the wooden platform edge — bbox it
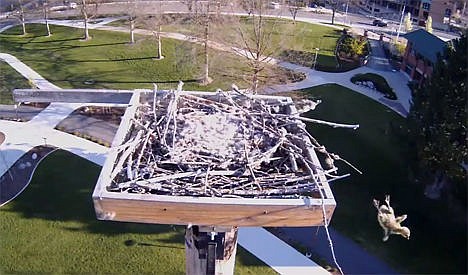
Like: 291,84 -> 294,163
92,195 -> 336,227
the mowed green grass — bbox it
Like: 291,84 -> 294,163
0,61 -> 32,104
110,16 -> 341,68
0,150 -> 275,274
297,84 -> 466,274
0,24 -> 262,91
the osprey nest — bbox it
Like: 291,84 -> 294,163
107,87 -> 358,199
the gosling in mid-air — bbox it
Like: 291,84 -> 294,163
373,195 -> 410,241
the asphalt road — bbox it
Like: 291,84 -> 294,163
278,226 -> 397,274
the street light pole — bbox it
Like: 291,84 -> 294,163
344,0 -> 349,25
14,104 -> 18,121
313,48 -> 319,70
396,3 -> 406,42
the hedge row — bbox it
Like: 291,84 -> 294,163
350,73 -> 397,100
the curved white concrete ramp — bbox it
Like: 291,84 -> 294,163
239,227 -> 330,274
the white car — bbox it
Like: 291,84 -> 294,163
269,2 -> 280,9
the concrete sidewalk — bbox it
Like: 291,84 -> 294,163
280,226 -> 397,274
239,227 -> 330,274
0,53 -> 60,90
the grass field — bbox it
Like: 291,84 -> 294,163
0,150 -> 275,274
0,24 -> 293,91
0,61 -> 33,104
109,16 -> 341,68
296,84 -> 466,274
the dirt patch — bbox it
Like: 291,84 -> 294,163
0,132 -> 4,145
54,106 -> 124,147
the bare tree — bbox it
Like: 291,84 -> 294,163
126,0 -> 138,43
181,0 -> 197,13
142,2 -> 166,59
287,0 -> 306,23
404,12 -> 413,32
10,0 -> 28,35
193,0 -> 214,85
425,15 -> 433,33
230,0 -> 283,93
80,0 -> 99,40
42,0 -> 51,36
332,0 -> 339,25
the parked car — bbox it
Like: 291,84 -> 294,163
373,19 -> 388,27
269,2 -> 280,9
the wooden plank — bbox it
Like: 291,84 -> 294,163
93,197 -> 335,227
13,89 -> 133,104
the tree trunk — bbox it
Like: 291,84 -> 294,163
84,17 -> 90,40
44,4 -> 51,36
82,0 -> 91,40
252,68 -> 259,94
332,7 -> 336,25
202,17 -> 212,84
21,15 -> 26,35
200,2 -> 212,85
130,18 -> 135,43
19,0 -> 26,35
156,25 -> 164,59
185,226 -> 238,275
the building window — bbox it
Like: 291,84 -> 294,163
413,71 -> 423,81
405,64 -> 413,75
445,8 -> 452,17
423,11 -> 429,19
422,2 -> 430,10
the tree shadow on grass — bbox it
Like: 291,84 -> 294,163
4,37 -> 83,45
2,150 -> 181,242
26,41 -> 130,51
50,78 -> 199,89
3,149 -> 273,268
26,37 -> 82,44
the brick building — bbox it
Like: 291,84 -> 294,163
400,29 -> 447,85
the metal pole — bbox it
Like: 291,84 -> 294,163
396,4 -> 406,42
344,0 -> 349,25
14,104 -> 18,121
313,48 -> 319,70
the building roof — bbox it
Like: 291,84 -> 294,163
402,29 -> 447,63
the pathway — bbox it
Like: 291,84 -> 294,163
279,226 -> 396,274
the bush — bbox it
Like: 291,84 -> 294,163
316,62 -> 359,72
351,73 -> 397,100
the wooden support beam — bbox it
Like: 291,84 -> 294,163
13,89 -> 134,104
185,226 -> 238,275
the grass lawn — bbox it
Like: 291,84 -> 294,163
295,84 -> 466,274
0,61 -> 33,105
0,150 -> 275,274
0,24 -> 293,91
109,16 -> 341,68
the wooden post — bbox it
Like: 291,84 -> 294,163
185,226 -> 238,275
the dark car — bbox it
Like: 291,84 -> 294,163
373,19 -> 388,27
